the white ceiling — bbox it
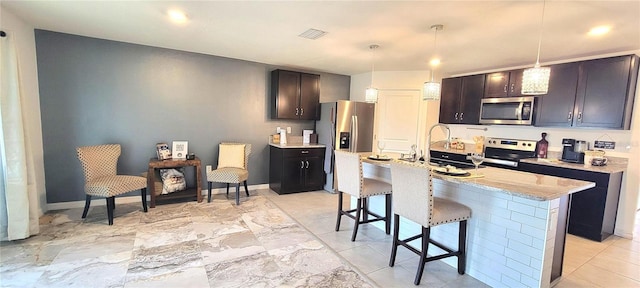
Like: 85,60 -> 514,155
2,1 -> 639,77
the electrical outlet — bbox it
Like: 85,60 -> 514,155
276,127 -> 281,133
206,165 -> 212,172
287,127 -> 291,133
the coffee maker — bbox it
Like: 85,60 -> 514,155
561,138 -> 587,163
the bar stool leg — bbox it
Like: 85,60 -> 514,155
385,194 -> 392,234
458,220 -> 467,275
335,192 -> 343,231
351,198 -> 362,242
415,226 -> 431,285
389,214 -> 400,267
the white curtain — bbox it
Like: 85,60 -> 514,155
0,32 -> 39,240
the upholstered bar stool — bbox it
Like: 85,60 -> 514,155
389,161 -> 471,285
334,150 -> 392,242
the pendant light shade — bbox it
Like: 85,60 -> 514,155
365,44 -> 379,103
522,64 -> 551,95
365,88 -> 379,103
522,0 -> 551,95
423,81 -> 441,100
423,24 -> 443,101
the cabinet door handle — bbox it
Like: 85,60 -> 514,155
295,107 -> 299,116
460,112 -> 464,120
577,112 -> 582,123
300,108 -> 304,115
567,112 -> 572,122
301,150 -> 309,154
300,160 -> 304,169
454,112 -> 459,120
510,83 -> 515,93
503,85 -> 508,93
305,161 -> 309,169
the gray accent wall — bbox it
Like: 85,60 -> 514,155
35,30 -> 350,203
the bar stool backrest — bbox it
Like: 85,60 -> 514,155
334,150 -> 363,198
390,161 -> 433,227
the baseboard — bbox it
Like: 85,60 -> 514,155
46,183 -> 270,211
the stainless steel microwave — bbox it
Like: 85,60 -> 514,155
479,96 -> 535,125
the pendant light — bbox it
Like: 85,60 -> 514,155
522,0 -> 551,95
423,24 -> 443,101
365,44 -> 379,103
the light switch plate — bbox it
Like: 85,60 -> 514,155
287,127 -> 291,133
276,127 -> 281,133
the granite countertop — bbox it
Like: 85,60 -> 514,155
429,141 -> 628,174
362,157 -> 595,201
269,142 -> 326,149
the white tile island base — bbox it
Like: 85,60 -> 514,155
358,161 -> 593,288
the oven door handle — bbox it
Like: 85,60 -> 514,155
479,157 -> 519,167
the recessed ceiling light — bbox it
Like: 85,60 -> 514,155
168,9 -> 188,24
430,58 -> 441,66
588,26 -> 610,36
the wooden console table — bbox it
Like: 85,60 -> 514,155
147,157 -> 202,208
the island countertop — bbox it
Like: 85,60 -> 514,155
362,157 -> 595,201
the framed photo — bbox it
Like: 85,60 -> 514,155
156,143 -> 171,160
172,141 -> 188,159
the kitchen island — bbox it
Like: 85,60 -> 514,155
360,157 -> 594,288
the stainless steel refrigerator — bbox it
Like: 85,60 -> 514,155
316,100 -> 375,192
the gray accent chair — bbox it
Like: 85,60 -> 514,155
76,144 -> 147,225
207,143 -> 251,205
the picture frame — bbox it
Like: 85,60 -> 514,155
156,143 -> 171,160
172,141 -> 188,159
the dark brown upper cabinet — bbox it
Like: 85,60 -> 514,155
535,62 -> 580,127
439,74 -> 485,124
484,69 -> 523,98
271,69 -> 320,120
573,55 -> 637,129
535,55 -> 638,129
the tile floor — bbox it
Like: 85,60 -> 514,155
1,188 -> 639,287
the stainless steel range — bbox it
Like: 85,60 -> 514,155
483,137 -> 537,168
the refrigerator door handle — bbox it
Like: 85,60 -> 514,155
351,115 -> 358,152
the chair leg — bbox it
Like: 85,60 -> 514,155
335,192 -> 343,231
458,220 -> 467,275
244,180 -> 249,197
82,195 -> 91,218
226,183 -> 230,197
362,198 -> 368,222
415,227 -> 430,285
351,198 -> 362,242
208,182 -> 212,202
385,194 -> 392,235
141,188 -> 148,213
235,183 -> 240,205
389,214 -> 400,267
106,197 -> 115,225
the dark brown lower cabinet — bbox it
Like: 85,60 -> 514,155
518,163 -> 623,242
269,146 -> 325,194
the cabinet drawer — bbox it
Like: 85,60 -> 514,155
282,148 -> 325,158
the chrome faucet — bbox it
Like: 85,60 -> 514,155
426,123 -> 451,164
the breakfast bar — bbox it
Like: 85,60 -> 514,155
360,157 -> 595,288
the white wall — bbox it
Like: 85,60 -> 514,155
354,52 -> 640,238
0,6 -> 47,215
350,70 -> 442,153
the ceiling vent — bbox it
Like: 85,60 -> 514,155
298,28 -> 327,40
